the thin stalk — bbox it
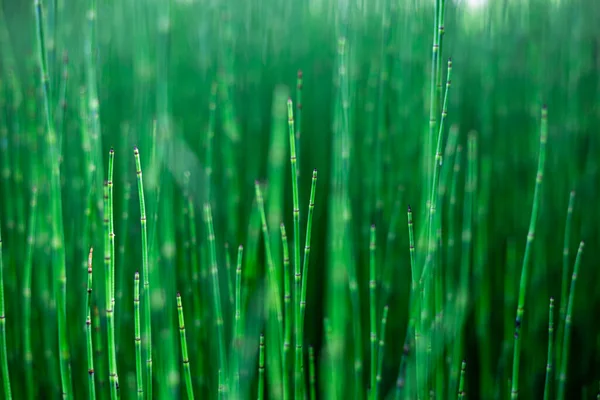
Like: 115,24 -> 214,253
287,98 -> 302,399
296,71 -> 303,172
556,190 -> 575,375
259,334 -> 265,400
23,187 -> 38,400
0,226 -> 12,400
299,169 -> 317,387
87,248 -> 96,400
511,106 -> 548,400
309,346 -> 316,400
369,224 -> 377,398
177,293 -> 194,400
375,305 -> 389,399
458,361 -> 466,399
134,147 -> 152,399
135,273 -> 143,400
543,298 -> 554,400
107,149 -> 118,399
34,1 -> 71,396
205,203 -> 228,389
557,241 -> 585,400
233,245 -> 243,395
281,223 -> 291,400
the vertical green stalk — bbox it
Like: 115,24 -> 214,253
87,248 -> 96,400
233,245 -> 243,395
204,203 -> 228,389
34,1 -> 71,397
281,223 -> 291,400
177,293 -> 194,400
309,346 -> 316,400
511,106 -> 548,400
543,298 -> 554,400
299,169 -> 317,387
0,226 -> 12,399
134,147 -> 152,399
255,181 -> 284,397
369,225 -> 377,398
296,71 -> 303,172
106,149 -> 118,399
375,305 -> 389,399
557,241 -> 585,400
556,190 -> 575,375
458,361 -> 466,399
287,98 -> 303,399
258,334 -> 265,400
23,187 -> 37,400
135,272 -> 143,400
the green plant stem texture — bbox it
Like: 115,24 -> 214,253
511,106 -> 548,400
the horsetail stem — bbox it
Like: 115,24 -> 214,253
259,334 -> 265,400
458,360 -> 466,399
543,298 -> 554,400
281,223 -> 291,399
557,241 -> 585,400
375,305 -> 389,400
35,0 -> 71,396
557,190 -> 575,375
296,70 -> 303,172
233,245 -> 243,395
424,58 -> 452,283
86,248 -> 96,400
134,146 -> 152,399
23,187 -> 37,399
0,227 -> 12,400
511,106 -> 548,400
309,346 -> 316,400
204,203 -> 228,390
134,272 -> 143,400
369,224 -> 377,398
287,97 -> 303,398
299,168 -> 317,385
177,293 -> 194,400
225,243 -> 234,307
106,149 -> 118,400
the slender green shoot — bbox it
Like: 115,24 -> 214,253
106,149 -> 118,400
134,272 -> 143,400
299,169 -> 318,386
369,224 -> 377,398
281,223 -> 291,399
86,248 -> 96,400
375,305 -> 389,399
287,97 -> 303,399
233,245 -> 243,395
511,106 -> 548,400
177,293 -> 194,400
0,228 -> 13,400
557,190 -> 575,374
309,346 -> 316,400
259,334 -> 265,400
458,360 -> 466,399
204,203 -> 228,390
543,298 -> 554,400
557,241 -> 585,400
134,146 -> 152,399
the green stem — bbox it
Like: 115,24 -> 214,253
87,248 -> 96,400
543,298 -> 554,400
135,272 -> 143,400
177,293 -> 194,400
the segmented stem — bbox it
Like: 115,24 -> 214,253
309,346 -> 316,400
543,298 -> 554,400
375,306 -> 389,399
259,334 -> 265,400
177,293 -> 194,400
369,224 -> 377,398
1,228 -> 14,399
287,98 -> 303,398
86,248 -> 96,400
458,360 -> 466,399
511,106 -> 548,400
106,149 -> 118,399
557,241 -> 585,400
134,273 -> 143,400
204,203 -> 228,389
134,146 -> 152,399
281,223 -> 291,399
